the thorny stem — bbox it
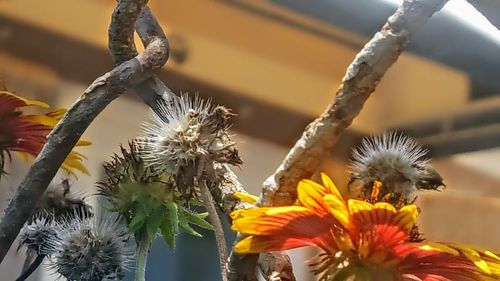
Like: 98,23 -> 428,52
200,179 -> 229,281
135,236 -> 151,281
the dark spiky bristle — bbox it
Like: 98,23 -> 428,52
19,215 -> 60,256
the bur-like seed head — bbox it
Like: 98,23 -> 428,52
98,141 -> 158,200
349,132 -> 443,199
51,214 -> 133,281
19,214 -> 61,256
137,94 -> 241,197
97,140 -> 215,250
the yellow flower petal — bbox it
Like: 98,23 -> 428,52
14,151 -> 31,162
62,151 -> 90,176
0,90 -> 49,109
448,243 -> 492,275
373,202 -> 396,213
348,200 -> 418,235
393,204 -> 419,232
76,140 -> 92,147
24,109 -> 66,127
324,194 -> 349,229
234,192 -> 258,204
231,206 -> 312,235
320,172 -> 342,198
234,235 -> 308,254
348,199 -> 374,214
14,142 -> 90,177
297,179 -> 330,215
234,236 -> 264,253
419,242 -> 460,256
46,108 -> 67,120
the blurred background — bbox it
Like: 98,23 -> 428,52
1,0 -> 500,280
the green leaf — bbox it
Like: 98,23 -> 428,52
187,198 -> 205,207
182,210 -> 213,230
177,211 -> 202,237
179,222 -> 203,237
164,201 -> 179,234
145,205 -> 165,241
159,201 -> 179,249
128,205 -> 146,234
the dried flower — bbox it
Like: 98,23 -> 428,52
137,94 -> 241,199
51,214 -> 133,281
97,141 -> 213,249
231,173 -> 500,281
16,180 -> 93,281
0,90 -> 91,177
19,214 -> 60,256
349,132 -> 443,200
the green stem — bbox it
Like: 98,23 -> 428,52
199,179 -> 229,281
135,236 -> 151,281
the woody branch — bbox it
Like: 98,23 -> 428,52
227,0 -> 448,280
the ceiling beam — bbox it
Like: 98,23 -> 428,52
394,98 -> 500,156
0,14 -> 363,159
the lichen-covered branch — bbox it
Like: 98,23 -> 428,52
0,0 -> 168,262
211,165 -> 260,281
208,164 -> 296,281
260,0 -> 448,207
467,0 -> 500,31
211,164 -> 250,217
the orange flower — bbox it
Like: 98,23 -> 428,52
231,174 -> 500,281
0,91 -> 90,176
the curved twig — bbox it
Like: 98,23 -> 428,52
109,2 -> 173,112
200,179 -> 229,281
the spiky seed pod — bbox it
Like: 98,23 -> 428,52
19,214 -> 61,256
349,132 -> 444,200
18,180 -> 91,281
97,141 -> 172,231
137,94 -> 242,199
51,214 -> 133,281
97,141 -> 159,204
97,140 -> 213,251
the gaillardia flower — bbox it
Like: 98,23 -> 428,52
0,90 -> 90,176
231,174 -> 500,281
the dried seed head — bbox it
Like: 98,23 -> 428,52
97,141 -> 158,200
137,94 -> 241,197
349,132 -> 443,199
19,214 -> 61,256
51,214 -> 133,281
